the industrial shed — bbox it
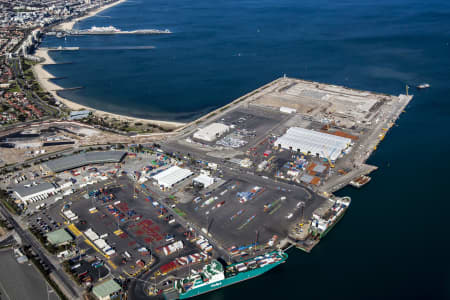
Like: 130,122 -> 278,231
14,182 -> 58,203
46,228 -> 73,246
92,279 -> 122,300
193,123 -> 230,142
44,151 -> 126,173
275,127 -> 351,161
152,166 -> 193,188
69,110 -> 91,120
193,174 -> 215,188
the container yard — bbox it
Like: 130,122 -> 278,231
2,77 -> 412,300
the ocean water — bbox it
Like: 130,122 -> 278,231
41,0 -> 450,299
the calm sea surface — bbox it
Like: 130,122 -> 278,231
42,0 -> 450,299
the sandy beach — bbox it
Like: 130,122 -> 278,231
33,0 -> 185,131
55,0 -> 128,31
32,50 -> 184,130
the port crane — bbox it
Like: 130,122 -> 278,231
321,152 -> 335,168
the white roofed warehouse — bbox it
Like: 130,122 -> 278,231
14,182 -> 58,203
152,166 -> 193,188
193,123 -> 230,142
275,127 -> 351,161
193,174 -> 215,189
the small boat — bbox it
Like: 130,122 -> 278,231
349,175 -> 371,188
416,83 -> 430,89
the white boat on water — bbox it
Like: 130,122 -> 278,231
416,83 -> 430,89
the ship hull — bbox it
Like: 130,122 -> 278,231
320,207 -> 347,238
179,253 -> 287,299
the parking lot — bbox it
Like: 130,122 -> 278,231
175,170 -> 325,250
182,107 -> 288,153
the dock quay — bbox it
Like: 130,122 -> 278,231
49,62 -> 73,65
47,26 -> 172,37
40,46 -> 79,51
4,76 -> 413,300
59,86 -> 83,91
68,29 -> 171,35
52,86 -> 83,92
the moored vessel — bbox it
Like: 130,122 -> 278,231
172,250 -> 287,299
349,175 -> 371,188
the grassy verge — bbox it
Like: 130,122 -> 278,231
62,260 -> 82,285
0,190 -> 22,215
28,228 -> 74,255
173,208 -> 186,217
7,82 -> 21,93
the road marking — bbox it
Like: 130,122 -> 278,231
67,223 -> 82,237
0,279 -> 11,300
113,229 -> 123,236
107,260 -> 117,270
84,239 -> 109,259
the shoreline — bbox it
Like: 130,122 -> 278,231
54,0 -> 128,31
33,0 -> 185,131
32,49 -> 184,130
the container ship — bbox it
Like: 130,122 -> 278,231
172,250 -> 287,299
311,196 -> 351,239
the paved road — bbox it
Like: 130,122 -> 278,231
0,249 -> 60,300
9,58 -> 60,117
0,204 -> 81,299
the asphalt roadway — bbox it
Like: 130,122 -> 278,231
0,204 -> 81,299
176,169 -> 323,249
0,249 -> 59,300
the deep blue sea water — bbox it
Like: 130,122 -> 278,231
41,0 -> 450,299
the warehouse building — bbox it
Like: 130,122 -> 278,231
193,123 -> 230,142
46,228 -> 74,246
152,166 -> 193,188
14,182 -> 58,203
193,174 -> 215,189
69,110 -> 91,120
275,127 -> 351,161
44,151 -> 126,173
92,279 -> 122,300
